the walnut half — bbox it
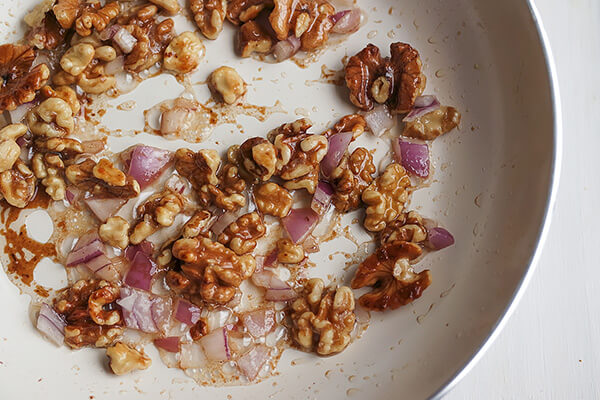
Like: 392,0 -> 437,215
106,342 -> 152,375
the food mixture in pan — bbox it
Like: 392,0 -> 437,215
0,0 -> 460,385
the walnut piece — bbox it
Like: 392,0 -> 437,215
290,278 -> 355,355
27,97 -> 75,137
53,0 -> 80,29
351,241 -> 431,311
380,211 -> 427,245
403,106 -> 461,140
323,114 -> 367,140
0,124 -> 27,173
208,66 -> 247,104
191,0 -> 227,39
88,281 -> 121,325
218,212 -> 266,255
60,43 -> 95,76
236,20 -> 273,58
254,182 -> 292,218
345,42 -> 426,114
0,44 -> 50,111
277,238 -> 304,264
77,63 -> 117,94
163,32 -> 205,74
234,137 -> 277,181
226,0 -> 271,25
130,188 -> 185,245
149,0 -> 181,15
330,147 -> 376,213
182,210 -> 214,238
75,2 -> 120,37
106,342 -> 152,375
65,158 -> 140,198
169,237 -> 256,304
41,85 -> 81,114
99,216 -> 131,249
362,163 -> 411,232
0,160 -> 37,208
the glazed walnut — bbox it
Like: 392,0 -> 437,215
169,237 -> 256,304
0,124 -> 27,173
345,42 -> 426,114
65,158 -> 140,198
106,342 -> 152,375
74,2 -> 120,36
362,163 -> 411,232
55,279 -> 123,349
149,0 -> 181,15
191,0 -> 227,39
27,98 -> 75,137
163,32 -> 205,74
0,160 -> 37,208
60,43 -> 95,76
403,106 -> 461,140
290,278 -> 355,355
380,211 -> 427,245
218,212 -> 266,255
41,85 -> 81,115
235,137 -> 277,181
130,189 -> 185,245
323,114 -> 367,140
99,216 -> 131,249
226,0 -> 271,25
236,20 -> 273,58
330,147 -> 376,213
0,44 -> 50,111
52,0 -> 80,29
254,182 -> 292,218
277,238 -> 304,264
350,241 -> 431,311
174,148 -> 220,191
208,66 -> 247,104
182,210 -> 214,238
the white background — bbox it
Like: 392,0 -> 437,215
448,0 -> 600,398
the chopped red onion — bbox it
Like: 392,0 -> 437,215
99,24 -> 122,41
154,336 -> 180,353
237,345 -> 270,382
265,288 -> 297,302
8,101 -> 35,123
36,303 -> 66,346
124,251 -> 157,291
331,9 -> 361,34
85,253 -> 111,273
273,36 -> 301,62
211,211 -> 238,236
117,287 -> 172,333
281,208 -> 320,244
242,309 -> 275,338
263,248 -> 278,269
124,241 -> 154,261
127,145 -> 172,189
251,270 -> 290,290
311,181 -> 334,214
302,235 -> 320,253
65,238 -> 104,266
363,104 -> 395,136
165,175 -> 187,194
393,139 -> 430,177
16,134 -> 32,148
427,227 -> 455,250
84,197 -> 127,222
160,108 -> 191,135
321,132 -> 353,178
180,342 -> 208,369
403,95 -> 441,122
113,27 -> 137,54
175,298 -> 201,326
199,327 -> 230,361
104,55 -> 124,76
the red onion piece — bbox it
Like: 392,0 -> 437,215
165,175 -> 187,194
251,270 -> 290,290
85,253 -> 111,273
273,36 -> 301,62
124,251 -> 157,291
99,24 -> 122,41
160,108 -> 191,135
113,27 -> 137,54
393,139 -> 430,177
363,104 -> 395,136
180,342 -> 208,368
117,287 -> 172,333
127,145 -> 172,189
242,309 -> 275,338
263,249 -> 278,269
65,186 -> 83,206
8,101 -> 35,123
265,288 -> 297,302
94,262 -> 121,282
281,208 -> 320,244
124,240 -> 154,261
427,227 -> 455,250
104,55 -> 124,75
211,211 -> 238,236
84,197 -> 127,222
154,336 -> 180,353
302,235 -> 320,253
321,132 -> 353,178
175,298 -> 201,326
237,345 -> 271,382
199,327 -> 230,361
403,95 -> 441,122
311,181 -> 334,214
65,238 -> 104,266
151,296 -> 173,334
36,303 -> 66,346
331,9 -> 361,34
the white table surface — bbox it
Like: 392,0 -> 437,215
446,0 -> 600,398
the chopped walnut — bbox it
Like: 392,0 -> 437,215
236,20 -> 273,58
99,216 -> 131,249
0,124 -> 27,173
41,85 -> 81,115
130,189 -> 185,245
0,160 -> 37,208
60,43 -> 95,76
226,0 -> 271,25
362,163 -> 411,232
163,32 -> 205,74
24,0 -> 55,28
218,212 -> 266,255
403,106 -> 461,140
0,44 -> 50,111
380,211 -> 427,245
174,148 -> 220,190
323,114 -> 367,140
149,0 -> 181,15
208,66 -> 247,104
277,238 -> 304,264
234,137 -> 277,181
200,162 -> 247,210
88,281 -> 121,325
191,0 -> 227,39
290,278 -> 355,355
351,241 -> 431,311
182,210 -> 214,238
330,147 -> 376,213
169,237 -> 256,304
76,62 -> 117,94
52,0 -> 80,29
345,42 -> 426,114
27,97 -> 75,137
26,12 -> 68,50
106,342 -> 152,375
254,182 -> 292,218
65,158 -> 140,198
75,2 -> 120,37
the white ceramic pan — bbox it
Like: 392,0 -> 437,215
0,0 -> 560,398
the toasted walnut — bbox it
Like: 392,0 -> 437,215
0,124 -> 27,173
182,210 -> 214,238
60,43 -> 95,76
94,45 -> 117,62
290,278 -> 355,355
218,212 -> 266,255
403,106 -> 461,140
27,97 -> 75,137
66,158 -> 140,198
226,0 -> 271,24
0,160 -> 37,208
234,137 -> 277,181
351,241 -> 431,311
41,85 -> 81,114
191,0 -> 227,39
362,163 -> 411,232
107,342 -> 152,375
330,147 -> 376,213
149,0 -> 181,14
77,64 -> 117,94
163,32 -> 205,74
24,0 -> 55,28
53,0 -> 80,29
236,20 -> 273,58
208,66 -> 247,104
130,189 -> 185,245
88,281 -> 121,325
323,114 -> 367,140
345,42 -> 426,114
254,182 -> 292,218
75,2 -> 120,37
26,12 -> 68,50
277,238 -> 304,263
99,216 -> 130,249
174,148 -> 220,190
0,44 -> 50,111
380,211 -> 427,245
31,152 -> 67,201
